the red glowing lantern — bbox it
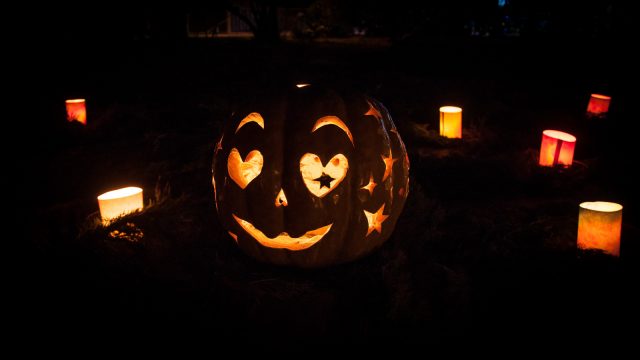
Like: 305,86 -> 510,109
538,130 -> 576,167
586,94 -> 611,117
65,99 -> 87,125
577,201 -> 622,257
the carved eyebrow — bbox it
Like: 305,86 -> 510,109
311,116 -> 354,146
236,112 -> 265,133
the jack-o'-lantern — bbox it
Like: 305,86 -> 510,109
212,85 -> 410,267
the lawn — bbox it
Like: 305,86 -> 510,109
18,36 -> 638,349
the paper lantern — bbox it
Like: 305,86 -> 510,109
586,94 -> 611,117
439,106 -> 462,139
538,130 -> 576,167
577,201 -> 622,256
212,85 -> 410,267
97,187 -> 144,225
65,99 -> 87,125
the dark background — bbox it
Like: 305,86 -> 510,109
13,0 -> 639,351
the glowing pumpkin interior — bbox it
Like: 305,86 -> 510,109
211,85 -> 410,267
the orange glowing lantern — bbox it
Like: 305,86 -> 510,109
577,201 -> 622,256
586,94 -> 611,117
65,99 -> 87,125
538,130 -> 576,167
97,187 -> 144,225
439,106 -> 462,139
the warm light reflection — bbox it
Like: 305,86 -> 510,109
587,94 -> 611,116
108,222 -> 144,242
97,187 -> 143,224
65,99 -> 86,125
300,153 -> 348,197
312,116 -> 354,145
577,201 -> 623,256
236,112 -> 265,133
296,83 -> 310,88
233,214 -> 331,250
228,148 -> 263,189
439,106 -> 462,138
539,130 -> 576,167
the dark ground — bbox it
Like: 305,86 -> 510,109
15,35 -> 639,351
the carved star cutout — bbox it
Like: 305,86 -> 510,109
364,203 -> 389,236
361,174 -> 377,195
364,100 -> 383,121
314,173 -> 335,189
214,135 -> 224,154
404,178 -> 410,197
381,153 -> 397,181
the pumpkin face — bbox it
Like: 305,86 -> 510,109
212,85 -> 409,267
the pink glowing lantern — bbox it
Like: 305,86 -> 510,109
538,130 -> 576,167
65,99 -> 87,125
577,201 -> 623,257
586,94 -> 611,117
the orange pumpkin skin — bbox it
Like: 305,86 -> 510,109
212,85 -> 409,268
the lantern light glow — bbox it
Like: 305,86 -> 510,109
577,201 -> 623,257
439,106 -> 462,139
97,187 -> 144,225
586,94 -> 611,116
539,130 -> 576,167
65,99 -> 87,125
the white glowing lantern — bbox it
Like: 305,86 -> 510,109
97,187 -> 144,225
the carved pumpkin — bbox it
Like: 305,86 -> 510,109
212,85 -> 410,267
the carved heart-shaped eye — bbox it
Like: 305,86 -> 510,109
300,153 -> 349,197
228,148 -> 263,189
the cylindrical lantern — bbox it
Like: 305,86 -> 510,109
439,106 -> 462,139
577,201 -> 623,257
97,187 -> 144,225
65,99 -> 87,125
538,130 -> 576,167
586,94 -> 611,116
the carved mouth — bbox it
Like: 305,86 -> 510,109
232,214 -> 332,251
